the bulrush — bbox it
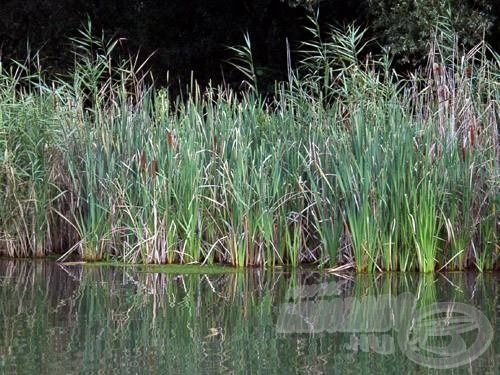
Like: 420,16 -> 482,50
468,125 -> 476,147
150,159 -> 158,177
139,150 -> 147,172
167,130 -> 180,153
167,131 -> 173,148
0,21 -> 496,271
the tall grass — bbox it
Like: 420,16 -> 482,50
0,20 -> 497,271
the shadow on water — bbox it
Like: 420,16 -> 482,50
0,260 -> 497,374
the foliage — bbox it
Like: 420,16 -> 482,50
364,0 -> 496,66
0,21 -> 498,271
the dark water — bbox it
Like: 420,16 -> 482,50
0,261 -> 497,374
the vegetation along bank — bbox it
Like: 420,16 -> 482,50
0,21 -> 498,271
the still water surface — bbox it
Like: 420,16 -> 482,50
0,260 -> 497,374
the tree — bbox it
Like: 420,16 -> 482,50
363,0 -> 496,66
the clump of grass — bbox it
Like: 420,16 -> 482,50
0,19 -> 497,271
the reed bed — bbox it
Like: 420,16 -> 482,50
0,22 -> 498,271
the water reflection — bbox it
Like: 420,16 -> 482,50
0,261 -> 497,374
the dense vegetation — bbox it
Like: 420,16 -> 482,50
0,18 -> 497,271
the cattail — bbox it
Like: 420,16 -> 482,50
167,131 -> 173,148
464,66 -> 472,77
150,159 -> 157,176
139,150 -> 146,171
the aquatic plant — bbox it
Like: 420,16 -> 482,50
0,20 -> 497,271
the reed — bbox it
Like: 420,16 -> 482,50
0,19 -> 497,271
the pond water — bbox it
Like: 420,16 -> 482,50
0,260 -> 497,374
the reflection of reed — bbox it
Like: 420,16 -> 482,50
0,260 -> 497,374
